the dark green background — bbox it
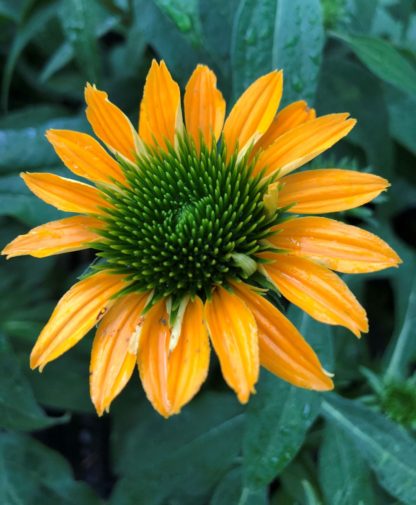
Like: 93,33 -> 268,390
0,0 -> 415,503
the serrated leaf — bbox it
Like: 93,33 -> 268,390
0,333 -> 67,431
232,0 -> 324,105
0,432 -> 102,504
334,33 -> 416,96
319,423 -> 376,505
243,370 -> 320,489
322,395 -> 416,505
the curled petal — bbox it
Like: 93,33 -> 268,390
184,64 -> 225,151
139,60 -> 183,151
167,297 -> 210,414
2,216 -> 103,259
278,168 -> 389,213
233,282 -> 333,391
254,100 -> 316,153
30,272 -> 127,370
21,172 -> 109,215
270,217 -> 401,273
205,287 -> 259,403
264,254 -> 368,337
46,130 -> 125,184
255,114 -> 356,178
223,70 -> 283,157
85,83 -> 139,162
90,292 -> 148,415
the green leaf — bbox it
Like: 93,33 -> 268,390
231,0 -> 324,105
0,173 -> 63,225
59,0 -> 101,83
333,33 -> 416,96
0,104 -> 69,129
287,305 -> 335,372
111,391 -> 244,504
1,3 -> 57,110
0,432 -> 102,504
243,370 -> 320,489
152,0 -> 202,47
0,115 -> 88,174
319,423 -> 376,505
316,58 -> 393,174
384,85 -> 416,157
385,272 -> 416,380
40,42 -> 75,83
210,468 -> 268,505
0,333 -> 67,431
322,395 -> 416,505
132,0 -> 203,86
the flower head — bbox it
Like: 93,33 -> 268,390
2,61 -> 401,417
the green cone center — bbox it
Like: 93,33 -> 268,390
96,135 -> 279,303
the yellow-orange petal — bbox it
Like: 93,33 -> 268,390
264,254 -> 368,337
46,130 -> 125,184
30,271 -> 127,370
255,114 -> 356,178
21,172 -> 109,215
254,100 -> 316,154
85,83 -> 139,162
139,60 -> 183,151
167,297 -> 210,414
222,70 -> 283,157
233,282 -> 333,391
90,292 -> 148,416
270,217 -> 401,274
278,169 -> 389,213
1,216 -> 103,259
137,299 -> 171,417
204,287 -> 259,403
184,65 -> 225,151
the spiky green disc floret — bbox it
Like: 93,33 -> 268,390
94,134 -> 281,303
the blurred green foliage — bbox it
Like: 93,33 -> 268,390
0,0 -> 416,503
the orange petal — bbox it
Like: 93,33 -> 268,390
233,282 -> 333,391
21,172 -> 110,215
167,297 -> 210,414
1,216 -> 104,259
278,169 -> 389,213
90,292 -> 148,415
138,297 -> 210,417
139,60 -> 183,151
46,130 -> 126,184
254,100 -> 316,153
85,83 -> 139,162
222,70 -> 283,157
264,254 -> 368,337
137,299 -> 171,416
255,114 -> 356,178
270,217 -> 401,273
30,271 -> 127,370
184,64 -> 226,151
204,287 -> 259,403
